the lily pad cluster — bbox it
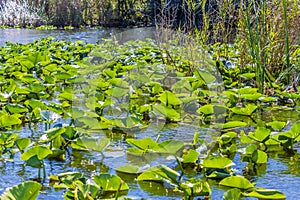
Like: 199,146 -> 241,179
0,37 -> 299,199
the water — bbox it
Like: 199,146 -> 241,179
0,27 -> 156,46
0,28 -> 299,199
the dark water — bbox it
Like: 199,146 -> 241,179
0,28 -> 299,199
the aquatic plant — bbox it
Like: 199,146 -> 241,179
0,37 -> 299,199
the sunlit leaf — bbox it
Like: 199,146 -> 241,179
243,188 -> 286,199
219,176 -> 254,190
21,146 -> 52,161
137,165 -> 179,184
182,149 -> 199,163
223,188 -> 241,200
0,181 -> 41,200
94,174 -> 129,192
203,156 -> 235,169
116,165 -> 139,175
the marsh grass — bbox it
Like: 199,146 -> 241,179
236,0 -> 299,90
179,0 -> 299,91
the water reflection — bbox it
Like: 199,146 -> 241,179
0,27 -> 156,46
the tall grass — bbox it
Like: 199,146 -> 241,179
237,0 -> 299,90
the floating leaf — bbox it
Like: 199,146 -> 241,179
72,137 -> 109,152
243,188 -> 286,199
203,156 -> 235,169
180,179 -> 211,196
194,69 -> 216,84
219,176 -> 254,190
21,146 -> 52,161
267,121 -> 286,131
15,138 -> 31,151
159,91 -> 181,106
137,165 -> 179,184
223,188 -> 242,200
0,181 -> 41,200
252,150 -> 268,164
126,138 -> 157,151
182,149 -> 199,163
220,121 -> 247,129
116,165 -> 139,175
240,93 -> 262,101
248,127 -> 271,143
5,104 -> 28,114
152,104 -> 180,121
206,169 -> 231,179
46,127 -> 66,140
231,104 -> 257,116
197,104 -> 213,115
94,174 -> 129,192
153,140 -> 184,154
0,114 -> 22,127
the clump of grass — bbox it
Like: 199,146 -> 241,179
236,0 -> 299,91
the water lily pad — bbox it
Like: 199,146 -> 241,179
182,149 -> 199,163
0,181 -> 41,200
243,188 -> 286,199
219,176 -> 254,190
231,104 -> 257,116
126,137 -> 157,151
223,188 -> 241,200
94,174 -> 129,192
220,121 -> 247,129
248,127 -> 270,143
159,90 -> 181,106
137,165 -> 179,184
5,103 -> 28,114
197,104 -> 213,115
152,140 -> 184,154
0,114 -> 22,127
116,165 -> 139,175
15,138 -> 31,151
252,150 -> 268,164
180,179 -> 211,196
21,146 -> 52,161
267,121 -> 286,131
203,156 -> 235,169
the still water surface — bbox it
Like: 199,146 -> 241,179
0,27 -> 156,46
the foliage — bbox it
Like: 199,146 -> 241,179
0,37 -> 298,199
0,181 -> 42,200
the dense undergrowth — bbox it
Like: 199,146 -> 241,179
0,36 -> 299,199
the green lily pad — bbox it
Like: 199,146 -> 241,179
153,140 -> 184,154
182,149 -> 199,163
267,121 -> 286,131
243,188 -> 286,199
15,138 -> 31,151
231,104 -> 257,116
159,90 -> 181,106
116,165 -> 139,175
137,165 -> 179,184
203,156 -> 235,169
223,188 -> 242,200
5,104 -> 28,114
0,181 -> 42,200
21,146 -> 52,161
0,114 -> 22,127
219,176 -> 254,190
94,174 -> 129,192
220,121 -> 247,129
